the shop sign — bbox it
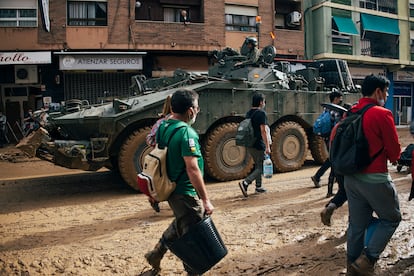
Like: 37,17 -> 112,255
59,55 -> 143,70
349,66 -> 385,79
0,51 -> 51,65
395,71 -> 414,82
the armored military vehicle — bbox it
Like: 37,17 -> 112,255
17,45 -> 360,190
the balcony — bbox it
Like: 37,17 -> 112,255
361,38 -> 398,59
130,21 -> 216,51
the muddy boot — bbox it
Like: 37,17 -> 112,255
351,251 -> 376,276
346,261 -> 358,276
320,202 -> 336,226
326,182 -> 334,198
145,240 -> 167,272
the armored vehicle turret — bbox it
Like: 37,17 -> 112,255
17,46 -> 360,190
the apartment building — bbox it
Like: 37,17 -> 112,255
304,0 -> 414,125
0,0 -> 305,134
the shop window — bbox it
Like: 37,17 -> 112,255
0,8 -> 37,27
67,1 -> 107,26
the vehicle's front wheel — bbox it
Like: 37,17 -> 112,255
118,127 -> 152,191
271,121 -> 308,172
203,122 -> 254,181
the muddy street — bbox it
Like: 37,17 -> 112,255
0,129 -> 414,275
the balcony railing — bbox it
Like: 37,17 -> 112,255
359,0 -> 397,14
361,39 -> 371,56
361,38 -> 398,59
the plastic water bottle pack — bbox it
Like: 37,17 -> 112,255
263,154 -> 273,178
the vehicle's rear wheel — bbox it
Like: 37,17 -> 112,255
203,122 -> 254,181
118,127 -> 152,191
271,121 -> 308,172
309,133 -> 328,164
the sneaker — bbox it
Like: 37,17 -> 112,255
311,176 -> 321,188
239,180 -> 249,197
320,203 -> 336,226
351,252 -> 375,276
255,187 -> 267,193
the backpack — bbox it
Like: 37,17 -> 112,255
330,104 -> 382,175
235,110 -> 258,147
137,124 -> 185,202
313,109 -> 333,137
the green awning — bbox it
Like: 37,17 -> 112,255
332,16 -> 359,36
361,13 -> 400,35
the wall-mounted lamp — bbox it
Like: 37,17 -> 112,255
135,1 -> 141,8
171,42 -> 177,47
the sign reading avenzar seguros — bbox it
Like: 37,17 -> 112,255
59,54 -> 143,70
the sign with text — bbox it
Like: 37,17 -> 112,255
395,71 -> 414,82
0,51 -> 51,65
59,54 -> 143,70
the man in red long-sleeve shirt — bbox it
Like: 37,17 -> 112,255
345,74 -> 401,275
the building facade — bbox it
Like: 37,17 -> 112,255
0,0 -> 307,138
304,0 -> 414,125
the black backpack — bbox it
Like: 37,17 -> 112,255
235,110 -> 259,147
330,104 -> 382,175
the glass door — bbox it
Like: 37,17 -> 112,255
393,96 -> 411,125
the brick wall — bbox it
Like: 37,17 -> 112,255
132,0 -> 226,51
38,0 -> 66,47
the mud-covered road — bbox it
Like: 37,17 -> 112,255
0,128 -> 413,275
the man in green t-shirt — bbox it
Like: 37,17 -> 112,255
145,89 -> 214,275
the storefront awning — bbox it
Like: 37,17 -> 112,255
332,16 -> 359,36
361,14 -> 399,35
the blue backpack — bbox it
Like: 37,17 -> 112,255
313,110 -> 333,137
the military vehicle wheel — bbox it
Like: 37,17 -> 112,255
309,134 -> 328,164
271,122 -> 308,172
204,122 -> 254,181
118,127 -> 152,191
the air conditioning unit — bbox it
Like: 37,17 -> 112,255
14,65 -> 38,84
287,11 -> 302,27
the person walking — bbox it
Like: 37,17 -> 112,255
320,174 -> 346,226
343,74 -> 401,275
144,89 -> 214,276
145,96 -> 172,213
311,90 -> 343,197
238,93 -> 271,197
